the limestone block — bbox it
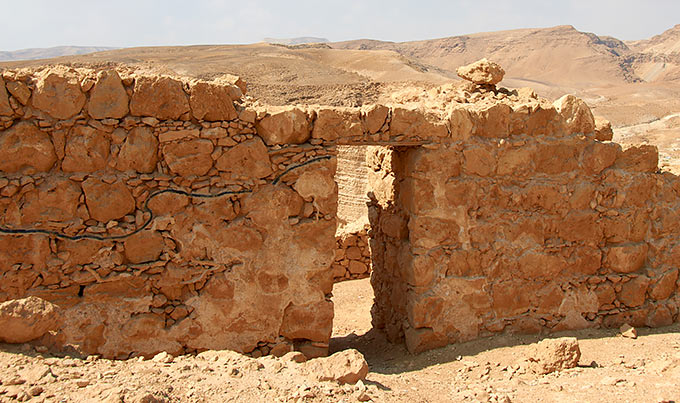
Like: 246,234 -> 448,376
462,145 -> 496,176
5,80 -> 31,105
303,349 -> 368,384
88,70 -> 129,119
362,104 -> 389,134
124,230 -> 164,264
0,122 -> 56,173
0,297 -> 59,343
61,125 -> 110,173
31,66 -> 86,119
116,126 -> 159,173
553,94 -> 595,135
390,106 -> 448,139
215,138 -> 272,179
0,77 -> 13,115
256,107 -> 310,145
163,139 -> 214,177
534,142 -> 580,174
82,178 -> 135,222
312,107 -> 362,141
594,117 -> 614,141
618,276 -> 650,307
19,177 -> 81,224
130,76 -> 190,120
582,141 -> 620,174
456,58 -> 505,85
279,301 -> 333,342
409,216 -> 460,250
650,269 -> 678,300
526,337 -> 581,375
471,103 -> 511,138
604,243 -> 648,273
614,145 -> 659,173
189,80 -> 238,121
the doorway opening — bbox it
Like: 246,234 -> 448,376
330,145 -> 399,353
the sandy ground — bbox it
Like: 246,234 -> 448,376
1,278 -> 679,402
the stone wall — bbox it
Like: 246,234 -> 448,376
367,94 -> 680,353
332,226 -> 372,282
0,63 -> 678,358
0,66 -> 337,359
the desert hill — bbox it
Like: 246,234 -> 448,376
3,24 -> 678,101
0,46 -> 117,62
333,25 -> 640,95
626,24 -> 680,82
263,37 -> 329,45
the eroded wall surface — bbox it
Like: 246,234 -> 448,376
0,65 -> 678,357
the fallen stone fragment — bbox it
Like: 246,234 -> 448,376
0,296 -> 59,343
283,351 -> 307,363
304,349 -> 369,384
28,386 -> 44,396
620,323 -> 638,339
600,376 -> 625,386
525,337 -> 581,375
152,351 -> 174,363
456,58 -> 505,85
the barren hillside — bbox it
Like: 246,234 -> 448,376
334,25 -> 639,96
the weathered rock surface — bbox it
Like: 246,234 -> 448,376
0,77 -> 13,115
256,107 -> 310,145
124,230 -> 164,264
130,76 -> 190,120
554,94 -> 596,134
117,127 -> 159,173
5,80 -> 31,105
189,81 -> 238,121
526,337 -> 581,375
82,178 -> 136,222
215,138 -> 272,179
0,122 -> 56,173
88,70 -> 129,119
163,139 -> 214,176
19,178 -> 81,224
594,116 -> 614,141
0,296 -> 59,343
61,125 -> 110,172
312,108 -> 362,141
457,58 -> 505,85
31,66 -> 86,119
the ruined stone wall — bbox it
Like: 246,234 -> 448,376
0,65 -> 678,358
0,66 -> 338,359
368,93 -> 680,353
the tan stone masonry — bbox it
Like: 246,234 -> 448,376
0,63 -> 677,358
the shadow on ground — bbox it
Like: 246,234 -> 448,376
330,323 -> 680,375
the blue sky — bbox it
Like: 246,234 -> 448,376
2,0 -> 679,50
